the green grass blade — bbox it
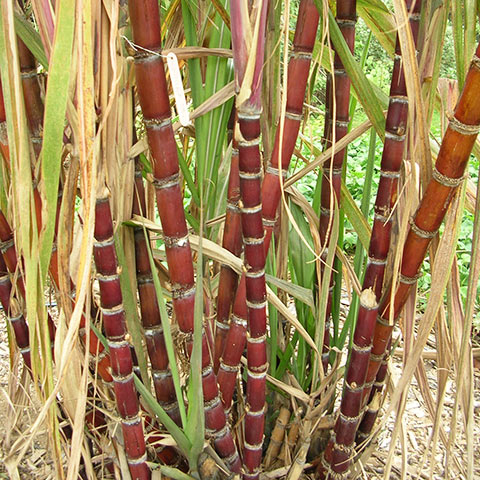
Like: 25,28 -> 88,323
14,11 -> 48,69
38,0 -> 75,283
178,145 -> 200,206
141,225 -> 188,427
463,0 -> 477,90
114,232 -> 150,385
185,237 -> 205,471
327,8 -> 386,138
340,180 -> 371,250
266,246 -> 278,377
134,374 -> 191,454
349,30 -> 372,124
451,0 -> 465,88
357,0 -> 396,57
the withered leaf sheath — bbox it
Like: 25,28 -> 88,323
127,0 -> 241,471
94,198 -> 150,480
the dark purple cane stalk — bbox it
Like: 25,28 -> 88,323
94,197 -> 150,480
127,0 -> 241,471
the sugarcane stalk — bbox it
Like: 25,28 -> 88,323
362,0 -> 422,299
133,161 -> 179,424
262,0 -> 320,251
356,41 -> 480,442
17,37 -> 43,155
217,0 -> 320,414
127,0 -> 241,471
318,0 -> 357,373
214,126 -> 242,373
355,338 -> 390,442
317,290 -> 377,477
0,254 -> 31,369
355,0 -> 422,437
94,196 -> 150,480
317,2 -> 423,475
229,1 -> 269,477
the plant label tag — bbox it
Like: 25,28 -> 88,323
166,52 -> 190,127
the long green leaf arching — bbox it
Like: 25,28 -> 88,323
114,233 -> 150,386
142,221 -> 187,427
326,9 -> 386,139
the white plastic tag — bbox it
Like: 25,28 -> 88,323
166,52 -> 190,127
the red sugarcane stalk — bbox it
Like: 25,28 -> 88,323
94,197 -> 150,480
0,254 -> 31,369
0,210 -> 56,343
362,0 -> 422,299
237,111 -> 268,480
229,2 -> 269,478
127,0 -> 241,471
317,2 -> 423,475
262,0 -> 320,254
214,128 -> 242,373
133,161 -> 180,424
217,0 -> 320,413
356,338 -> 390,441
356,0 -> 422,438
317,290 -> 378,477
318,0 -> 357,373
17,37 -> 44,155
45,193 -> 113,383
356,42 -> 480,441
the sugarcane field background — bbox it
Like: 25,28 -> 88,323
1,0 -> 480,479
